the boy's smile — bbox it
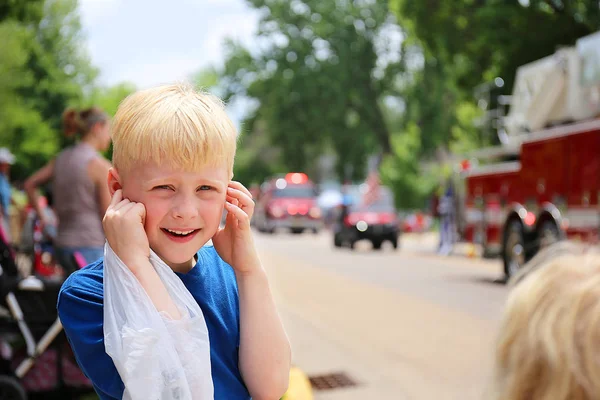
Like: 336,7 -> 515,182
162,228 -> 200,242
114,161 -> 229,273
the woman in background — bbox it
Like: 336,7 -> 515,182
25,107 -> 112,275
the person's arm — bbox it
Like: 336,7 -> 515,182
128,257 -> 182,320
237,264 -> 292,400
58,281 -> 125,399
23,160 -> 55,219
88,157 -> 112,216
212,181 -> 291,399
103,189 -> 181,319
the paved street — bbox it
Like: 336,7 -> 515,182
256,230 -> 509,400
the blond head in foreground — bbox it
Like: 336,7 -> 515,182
493,241 -> 600,400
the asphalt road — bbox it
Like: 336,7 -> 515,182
255,230 -> 510,400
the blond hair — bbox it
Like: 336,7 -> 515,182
493,242 -> 600,400
111,83 -> 237,175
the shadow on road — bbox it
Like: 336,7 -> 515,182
445,274 -> 507,286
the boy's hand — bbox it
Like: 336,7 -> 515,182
102,189 -> 150,273
212,181 -> 259,275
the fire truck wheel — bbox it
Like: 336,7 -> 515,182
538,220 -> 560,250
503,220 -> 526,279
334,234 -> 342,248
0,376 -> 26,400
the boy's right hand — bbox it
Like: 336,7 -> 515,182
102,189 -> 149,274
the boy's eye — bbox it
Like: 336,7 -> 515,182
198,185 -> 213,191
154,185 -> 173,190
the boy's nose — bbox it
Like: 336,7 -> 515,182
172,198 -> 199,221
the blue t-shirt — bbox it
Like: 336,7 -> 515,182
57,245 -> 250,400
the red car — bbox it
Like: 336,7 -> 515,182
254,173 -> 323,234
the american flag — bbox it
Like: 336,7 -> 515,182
362,171 -> 381,206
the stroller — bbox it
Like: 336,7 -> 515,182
19,197 -> 63,280
0,223 -> 95,399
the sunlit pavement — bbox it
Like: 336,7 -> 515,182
257,229 -> 508,400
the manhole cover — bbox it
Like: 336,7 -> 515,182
308,372 -> 358,390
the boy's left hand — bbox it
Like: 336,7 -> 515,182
212,181 -> 259,275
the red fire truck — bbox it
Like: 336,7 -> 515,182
254,172 -> 323,234
461,31 -> 600,278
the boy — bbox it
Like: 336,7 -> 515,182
57,83 -> 291,400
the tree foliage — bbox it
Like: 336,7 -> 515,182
220,0 -> 403,181
392,0 -> 598,91
85,83 -> 136,117
381,0 -> 600,209
216,0 -> 600,208
0,0 -> 104,180
4,0 -> 599,211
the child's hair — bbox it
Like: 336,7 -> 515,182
111,83 -> 237,175
63,107 -> 108,137
492,241 -> 600,400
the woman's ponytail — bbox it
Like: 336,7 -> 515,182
62,108 -> 85,137
62,107 -> 107,137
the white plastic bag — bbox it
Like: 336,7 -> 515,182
103,242 -> 213,400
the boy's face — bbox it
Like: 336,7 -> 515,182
115,161 -> 229,272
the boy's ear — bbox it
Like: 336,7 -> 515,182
107,167 -> 123,196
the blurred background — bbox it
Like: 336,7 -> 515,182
1,0 -> 599,399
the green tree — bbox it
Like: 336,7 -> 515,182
221,0 -> 403,181
391,0 -> 597,92
381,0 -> 600,209
0,21 -> 58,179
191,65 -> 281,187
0,0 -> 98,179
85,82 -> 136,117
380,122 -> 436,209
0,0 -> 44,24
233,121 -> 284,187
23,0 -> 98,138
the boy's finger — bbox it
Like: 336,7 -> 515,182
133,203 -> 146,225
109,189 -> 123,209
227,191 -> 253,213
114,201 -> 137,216
225,203 -> 237,228
112,199 -> 132,212
227,187 -> 252,204
229,181 -> 252,198
225,201 -> 250,229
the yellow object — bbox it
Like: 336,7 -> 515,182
467,244 -> 476,258
282,367 -> 313,400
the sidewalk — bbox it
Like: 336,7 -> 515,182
263,253 -> 414,400
261,247 -> 497,400
402,231 -> 487,260
280,307 -> 410,400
